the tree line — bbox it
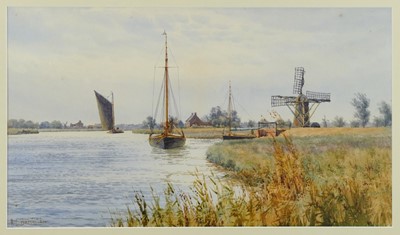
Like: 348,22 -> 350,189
8,119 -> 65,129
143,92 -> 391,129
325,93 -> 391,128
142,106 -> 242,129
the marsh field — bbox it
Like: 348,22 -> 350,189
112,127 -> 391,226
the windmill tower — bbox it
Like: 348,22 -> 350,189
271,67 -> 331,127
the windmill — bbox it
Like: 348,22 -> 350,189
271,67 -> 331,127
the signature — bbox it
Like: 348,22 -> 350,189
9,217 -> 47,226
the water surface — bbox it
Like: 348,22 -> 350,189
7,131 -> 221,227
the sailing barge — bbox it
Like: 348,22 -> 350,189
94,90 -> 124,134
149,31 -> 186,149
222,82 -> 256,140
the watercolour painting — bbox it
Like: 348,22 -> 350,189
1,1 -> 398,235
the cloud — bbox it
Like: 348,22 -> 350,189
7,7 -> 391,124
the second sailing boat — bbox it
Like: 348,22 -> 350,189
222,81 -> 256,140
149,31 -> 186,149
94,90 -> 124,134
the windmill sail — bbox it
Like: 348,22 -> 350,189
293,67 -> 305,95
271,67 -> 331,127
271,95 -> 297,107
306,90 -> 331,102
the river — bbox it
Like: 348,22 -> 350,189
7,131 -> 222,227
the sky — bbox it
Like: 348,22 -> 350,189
7,7 -> 392,125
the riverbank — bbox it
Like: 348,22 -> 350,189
112,127 -> 391,226
203,127 -> 391,225
7,128 -> 105,135
7,128 -> 39,135
206,127 -> 391,172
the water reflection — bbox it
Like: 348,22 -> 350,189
151,145 -> 189,158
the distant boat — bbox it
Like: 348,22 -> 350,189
222,82 -> 256,140
94,90 -> 124,134
149,31 -> 186,149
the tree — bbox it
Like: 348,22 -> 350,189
332,116 -> 346,127
350,120 -> 360,128
178,120 -> 184,128
372,116 -> 384,127
208,106 -> 227,127
8,119 -> 38,129
206,106 -> 242,128
168,116 -> 181,129
351,93 -> 370,128
51,120 -> 63,129
321,116 -> 328,128
230,110 -> 241,128
17,119 -> 26,128
247,120 -> 256,128
378,101 -> 391,127
24,120 -> 36,129
142,116 -> 156,129
8,119 -> 18,128
39,121 -> 51,129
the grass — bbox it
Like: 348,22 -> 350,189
111,127 -> 391,226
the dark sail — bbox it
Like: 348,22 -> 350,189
94,90 -> 113,130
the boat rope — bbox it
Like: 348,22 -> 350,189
221,88 -> 229,111
151,66 -> 156,121
232,93 -> 237,114
233,93 -> 256,123
154,74 -> 165,125
152,44 -> 167,126
169,76 -> 181,121
177,66 -> 182,122
160,73 -> 166,125
168,46 -> 182,122
169,44 -> 178,68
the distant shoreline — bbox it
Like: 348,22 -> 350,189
38,128 -> 104,132
7,128 -> 103,135
7,127 -> 227,138
7,128 -> 39,135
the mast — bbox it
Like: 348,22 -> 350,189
228,81 -> 232,135
111,92 -> 115,128
163,31 -> 169,135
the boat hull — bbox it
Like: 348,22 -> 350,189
222,135 -> 256,140
149,134 -> 186,149
108,128 -> 124,134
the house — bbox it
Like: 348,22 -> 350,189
185,112 -> 210,127
70,120 -> 84,129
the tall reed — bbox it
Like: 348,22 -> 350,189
111,133 -> 391,226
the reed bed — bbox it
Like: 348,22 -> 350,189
111,128 -> 391,226
7,128 -> 39,135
